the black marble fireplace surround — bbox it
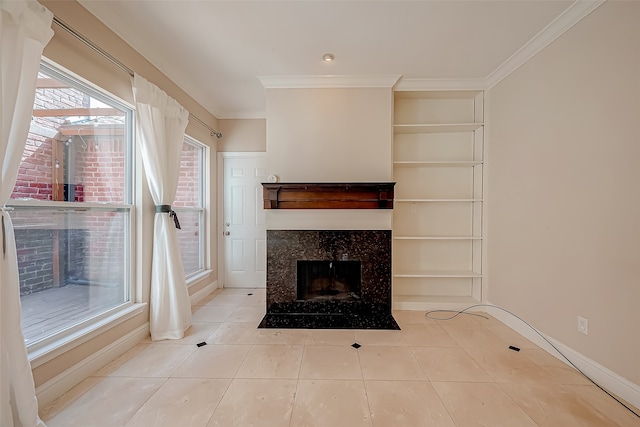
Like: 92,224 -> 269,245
259,230 -> 399,329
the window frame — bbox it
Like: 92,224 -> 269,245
174,135 -> 208,283
8,59 -> 140,363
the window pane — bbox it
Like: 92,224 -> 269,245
176,209 -> 203,276
13,71 -> 128,204
10,63 -> 132,348
175,136 -> 206,278
174,139 -> 201,208
14,207 -> 129,345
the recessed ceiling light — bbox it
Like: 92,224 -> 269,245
322,53 -> 335,62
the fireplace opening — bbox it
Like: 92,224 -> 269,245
297,260 -> 361,301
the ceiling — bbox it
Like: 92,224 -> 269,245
78,1 -> 585,119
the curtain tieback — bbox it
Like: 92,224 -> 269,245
1,206 -> 14,258
155,205 -> 181,230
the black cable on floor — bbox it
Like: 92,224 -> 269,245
425,304 -> 640,419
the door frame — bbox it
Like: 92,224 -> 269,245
216,151 -> 267,289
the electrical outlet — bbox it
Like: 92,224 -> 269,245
578,316 -> 588,335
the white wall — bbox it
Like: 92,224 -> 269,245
264,87 -> 394,230
487,1 -> 640,385
218,119 -> 266,152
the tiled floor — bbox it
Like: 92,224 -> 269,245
40,288 -> 640,426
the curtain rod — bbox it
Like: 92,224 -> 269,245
52,16 -> 222,139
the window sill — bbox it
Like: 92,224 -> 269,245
187,269 -> 213,287
29,302 -> 147,369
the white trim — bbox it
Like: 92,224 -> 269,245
259,75 -> 401,89
395,78 -> 487,92
41,56 -> 135,110
35,322 -> 149,408
29,303 -> 146,368
486,0 -> 605,89
486,304 -> 640,410
189,280 -> 218,306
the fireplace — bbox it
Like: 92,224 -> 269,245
259,230 -> 398,329
297,260 -> 361,301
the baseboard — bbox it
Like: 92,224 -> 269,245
190,280 -> 218,306
485,303 -> 640,411
36,322 -> 149,409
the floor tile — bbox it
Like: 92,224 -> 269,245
192,305 -> 236,322
499,383 -> 640,427
41,377 -> 164,427
255,329 -> 308,345
464,345 -> 560,384
236,344 -> 303,378
305,329 -> 356,346
425,310 -> 489,327
206,378 -> 296,427
240,293 -> 267,307
93,343 -> 196,378
141,321 -> 222,345
225,306 -> 266,323
299,345 -> 362,379
432,382 -> 538,426
365,380 -> 455,427
172,344 -> 251,378
354,329 -> 407,346
440,324 -> 507,348
392,310 -> 429,325
192,289 -> 223,306
524,348 -> 592,385
358,346 -> 426,380
291,380 -> 372,427
204,293 -> 248,306
218,288 -> 259,295
412,346 -> 493,382
125,378 -> 230,427
487,324 -> 539,349
206,322 -> 260,344
38,290 -> 638,427
400,324 -> 459,347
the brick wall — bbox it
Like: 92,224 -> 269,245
15,79 -> 128,295
14,78 -> 202,295
175,143 -> 201,275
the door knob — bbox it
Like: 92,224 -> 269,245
224,231 -> 230,236
225,222 -> 230,226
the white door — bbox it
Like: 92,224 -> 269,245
221,154 -> 267,288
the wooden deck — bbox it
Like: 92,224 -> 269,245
20,284 -> 125,345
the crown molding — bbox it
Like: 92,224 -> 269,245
394,78 -> 488,92
486,0 -> 606,89
259,74 -> 401,89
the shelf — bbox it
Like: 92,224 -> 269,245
393,161 -> 482,167
392,90 -> 484,309
393,270 -> 482,278
392,295 -> 480,311
394,236 -> 482,240
262,182 -> 395,209
394,123 -> 483,134
395,198 -> 482,203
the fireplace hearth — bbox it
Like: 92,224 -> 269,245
259,230 -> 399,329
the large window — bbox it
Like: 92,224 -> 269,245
174,136 -> 206,278
10,62 -> 133,349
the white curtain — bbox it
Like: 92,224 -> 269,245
132,74 -> 192,341
1,1 -> 54,426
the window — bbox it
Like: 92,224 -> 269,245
9,62 -> 133,349
174,136 -> 206,278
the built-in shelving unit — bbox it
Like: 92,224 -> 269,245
392,90 -> 484,310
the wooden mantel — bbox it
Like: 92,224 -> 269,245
262,182 -> 395,209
